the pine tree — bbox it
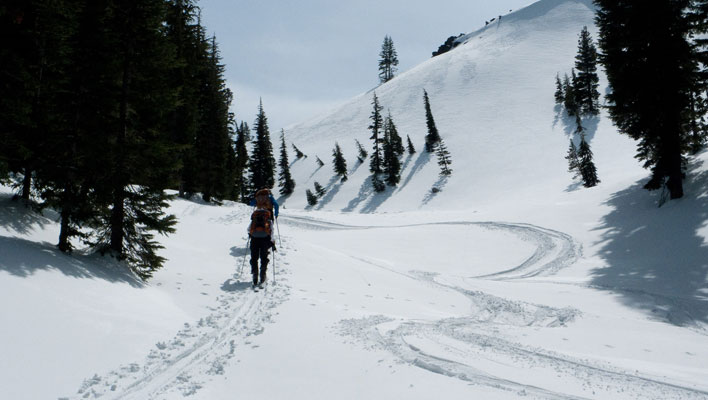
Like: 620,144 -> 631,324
577,134 -> 599,187
565,139 -> 580,178
355,139 -> 368,163
306,189 -> 318,206
386,112 -> 405,156
234,121 -> 250,202
562,73 -> 578,116
292,143 -> 306,159
574,26 -> 600,115
383,118 -> 402,186
249,99 -> 276,192
378,35 -> 399,83
436,137 -> 453,176
278,129 -> 295,196
316,156 -> 325,167
368,93 -> 385,190
406,135 -> 416,154
596,0 -> 697,198
423,90 -> 441,152
332,142 -> 348,182
554,74 -> 565,104
314,181 -> 326,198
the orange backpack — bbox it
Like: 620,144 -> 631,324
249,209 -> 272,238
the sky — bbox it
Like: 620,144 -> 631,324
200,0 -> 533,132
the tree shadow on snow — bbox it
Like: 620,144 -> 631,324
564,180 -> 584,193
342,176 -> 375,212
361,183 -> 396,213
317,175 -> 344,210
422,175 -> 450,205
591,160 -> 708,328
0,235 -> 143,286
0,194 -> 56,235
399,151 -> 433,192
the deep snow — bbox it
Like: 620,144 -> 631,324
1,0 -> 708,399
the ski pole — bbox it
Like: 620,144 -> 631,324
239,237 -> 250,278
272,245 -> 276,285
276,216 -> 282,247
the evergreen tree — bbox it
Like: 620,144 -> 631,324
577,134 -> 599,187
332,142 -> 348,182
355,139 -> 368,163
554,74 -> 565,104
249,99 -> 276,191
386,112 -> 405,156
234,121 -> 250,202
314,181 -> 326,198
368,93 -> 384,178
423,90 -> 441,152
574,26 -> 600,115
436,138 -> 452,176
562,73 -> 578,116
278,129 -> 295,196
406,135 -> 416,154
565,139 -> 580,178
378,35 -> 399,83
292,143 -> 306,159
316,156 -> 325,167
596,0 -> 697,198
305,189 -> 318,206
383,118 -> 402,186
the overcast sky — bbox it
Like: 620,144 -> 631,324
200,0 -> 533,132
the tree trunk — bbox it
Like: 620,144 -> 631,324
21,165 -> 32,202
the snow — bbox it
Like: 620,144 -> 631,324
2,0 -> 708,398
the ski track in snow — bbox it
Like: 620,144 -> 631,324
283,215 -> 708,399
67,237 -> 292,400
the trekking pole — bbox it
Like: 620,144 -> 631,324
276,216 -> 282,247
239,237 -> 250,278
272,246 -> 276,285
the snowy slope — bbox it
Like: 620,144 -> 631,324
2,0 -> 708,399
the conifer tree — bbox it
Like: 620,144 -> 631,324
574,26 -> 600,115
316,156 -> 325,167
577,134 -> 599,187
332,142 -> 348,182
234,122 -> 250,202
562,73 -> 578,116
306,189 -> 318,206
436,138 -> 453,176
355,139 -> 368,163
278,129 -> 296,196
314,181 -> 326,198
406,135 -> 416,154
292,143 -> 306,159
423,90 -> 441,152
368,93 -> 385,191
565,139 -> 580,178
383,119 -> 402,186
596,0 -> 697,198
249,99 -> 276,191
554,74 -> 565,104
378,35 -> 399,83
386,112 -> 405,156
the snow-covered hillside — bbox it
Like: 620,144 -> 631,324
2,0 -> 708,399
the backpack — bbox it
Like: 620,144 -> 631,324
249,208 -> 272,238
255,189 -> 274,220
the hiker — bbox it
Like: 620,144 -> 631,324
247,189 -> 277,287
249,188 -> 279,220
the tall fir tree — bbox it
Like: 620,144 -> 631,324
554,73 -> 565,105
562,72 -> 578,116
436,137 -> 453,176
378,35 -> 399,84
234,121 -> 250,202
383,117 -> 402,186
596,0 -> 698,198
278,129 -> 295,195
332,142 -> 348,182
565,139 -> 580,178
577,134 -> 599,187
423,89 -> 441,152
574,26 -> 600,115
368,93 -> 385,192
386,112 -> 405,156
249,99 -> 276,192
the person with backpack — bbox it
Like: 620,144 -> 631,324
247,189 -> 277,288
249,188 -> 279,220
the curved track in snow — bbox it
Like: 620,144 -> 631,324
284,215 -> 708,399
